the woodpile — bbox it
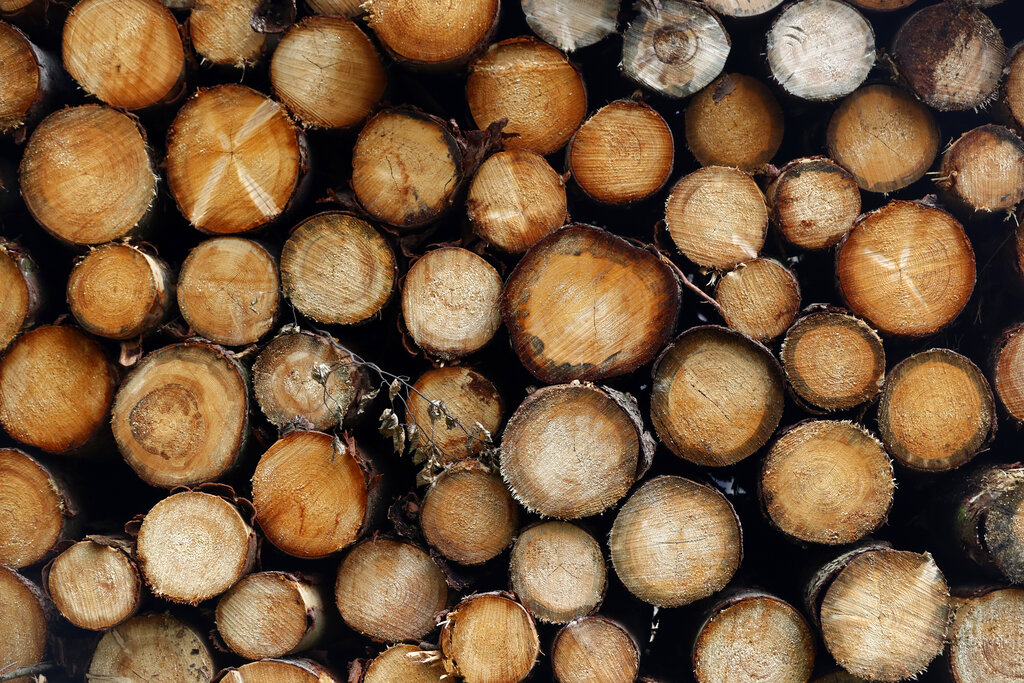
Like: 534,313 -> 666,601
5,1 -> 1024,682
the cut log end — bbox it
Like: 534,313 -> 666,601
20,105 -> 156,245
0,448 -> 66,568
827,85 -> 938,193
551,617 -> 639,683
837,200 -> 975,337
47,539 -> 141,630
112,342 -> 249,487
781,310 -> 885,411
521,0 -> 618,52
0,567 -> 47,683
366,0 -> 498,68
652,326 -> 784,467
665,166 -> 768,270
0,22 -> 42,133
568,100 -> 674,205
705,0 -> 783,15
983,484 -> 1024,583
761,421 -> 894,545
685,74 -> 784,172
995,323 -> 1024,423
766,157 -> 861,251
439,593 -> 541,683
362,644 -> 447,682
949,588 -> 1024,683
335,538 -> 447,642
221,659 -> 342,683
878,349 -> 994,471
406,366 -> 503,460
1004,42 -> 1024,130
88,613 -> 216,683
715,258 -> 800,342
621,1 -> 730,99
189,0 -> 266,67
0,242 -> 37,353
468,37 -> 587,155
500,384 -> 640,519
938,124 -> 1024,214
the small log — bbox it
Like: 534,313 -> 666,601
651,326 -> 784,467
351,109 -> 463,230
761,420 -> 894,545
995,323 -> 1024,423
567,100 -> 674,205
0,22 -> 58,133
502,224 -> 680,383
177,237 -> 279,346
253,329 -> 367,431
136,490 -> 256,604
0,325 -> 116,454
810,548 -> 949,682
19,105 -> 157,245
0,566 -> 49,683
402,248 -> 502,360
0,240 -> 41,353
685,74 -> 784,172
221,659 -> 343,683
365,0 -> 498,69
280,211 -> 397,325
189,0 -> 266,68
251,430 -> 377,558
439,592 -> 541,683
766,0 -> 875,102
692,592 -> 815,683
500,383 -> 642,518
948,465 -> 1024,582
892,0 -> 1005,111
0,448 -> 72,568
781,308 -> 885,411
937,124 -> 1024,215
765,157 -> 861,251
466,149 -> 567,254
620,0 -> 730,99
62,0 -> 185,109
837,200 -> 976,337
948,588 -> 1024,682
551,617 -> 640,683
665,166 -> 768,270
714,258 -> 800,342
67,242 -> 173,340
361,644 -> 446,682
521,0 -> 618,52
826,84 -> 939,193
405,366 -> 503,460
45,538 -> 140,630
420,460 -> 518,565
467,37 -> 587,155
703,0 -> 783,14
271,16 -> 386,129
1003,42 -> 1024,130
335,537 -> 448,642
89,613 -> 216,683
112,342 -> 249,487
216,571 -> 327,659
509,521 -> 606,624
878,348 -> 994,471
609,476 -> 742,608
305,0 -> 360,16
167,85 -> 307,234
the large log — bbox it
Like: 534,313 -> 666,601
365,0 -> 499,69
88,613 -> 216,683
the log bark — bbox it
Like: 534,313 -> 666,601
714,257 -> 800,342
67,242 -> 173,340
271,16 -> 386,129
221,659 -> 343,683
467,37 -> 587,155
360,644 -> 446,682
892,0 -> 1005,111
305,0 -> 360,16
502,224 -> 680,383
937,124 -> 1024,215
609,476 -> 742,608
994,322 -> 1024,424
45,537 -> 141,630
837,200 -> 976,337
0,324 -> 116,454
0,448 -> 74,569
62,0 -> 185,109
877,348 -> 995,471
765,157 -> 861,251
0,21 -> 58,133
665,165 -> 768,270
780,308 -> 885,411
620,0 -> 730,99
760,420 -> 894,545
466,149 -> 567,254
439,592 -> 540,683
251,430 -> 378,558
0,240 -> 41,353
216,571 -> 327,659
551,617 -> 640,683
405,366 -> 503,460
112,342 -> 249,487
945,464 -> 1024,581
651,325 -> 784,467
567,100 -> 674,205
509,521 -> 606,624
948,587 -> 1024,683
826,84 -> 939,193
334,537 -> 448,642
685,73 -> 784,172
167,85 -> 307,234
177,237 -> 279,346
19,105 -> 157,245
521,0 -> 618,52
88,613 -> 216,683
420,460 -> 518,565
365,0 -> 499,69
0,566 -> 49,683
188,0 -> 266,67
1003,41 -> 1024,130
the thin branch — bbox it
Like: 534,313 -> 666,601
0,662 -> 58,682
